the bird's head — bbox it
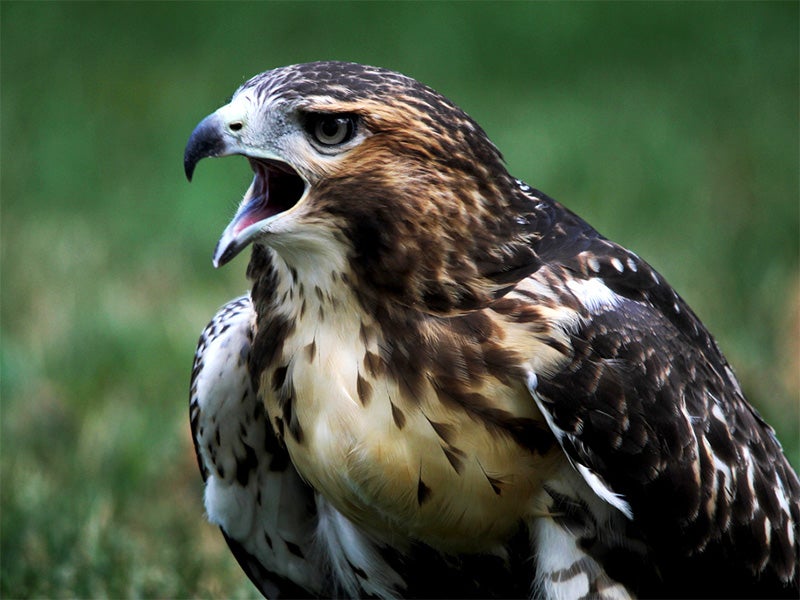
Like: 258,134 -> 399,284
185,61 -> 541,313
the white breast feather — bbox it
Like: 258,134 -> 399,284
193,297 -> 323,594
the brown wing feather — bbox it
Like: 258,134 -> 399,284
517,191 -> 800,595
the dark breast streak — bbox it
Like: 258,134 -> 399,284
359,297 -> 556,459
247,241 -> 556,459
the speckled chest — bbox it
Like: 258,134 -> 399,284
252,261 -> 560,551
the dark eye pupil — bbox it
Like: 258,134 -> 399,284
322,118 -> 343,137
307,113 -> 355,146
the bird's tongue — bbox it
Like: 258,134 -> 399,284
232,173 -> 270,236
212,168 -> 272,268
232,159 -> 305,234
212,159 -> 306,268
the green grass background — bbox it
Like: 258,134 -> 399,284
2,2 -> 798,597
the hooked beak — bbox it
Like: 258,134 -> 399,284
184,113 -> 227,181
184,112 -> 307,267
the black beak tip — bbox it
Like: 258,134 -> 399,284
184,154 -> 197,182
183,114 -> 224,182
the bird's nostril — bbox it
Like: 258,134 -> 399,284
229,121 -> 243,132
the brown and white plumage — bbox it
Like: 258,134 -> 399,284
185,61 -> 799,598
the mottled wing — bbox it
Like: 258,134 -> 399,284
189,296 -> 322,598
517,187 -> 800,597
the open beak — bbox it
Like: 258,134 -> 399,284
184,113 -> 307,267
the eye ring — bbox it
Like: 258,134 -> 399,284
308,114 -> 356,146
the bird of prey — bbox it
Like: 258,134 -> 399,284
184,61 -> 799,599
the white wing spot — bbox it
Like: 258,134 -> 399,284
713,453 -> 734,496
566,278 -> 622,313
526,371 -> 539,392
610,257 -> 624,273
626,257 -> 638,272
516,178 -> 532,192
576,464 -> 633,519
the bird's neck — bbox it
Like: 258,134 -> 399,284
244,182 -> 559,325
324,189 -> 547,317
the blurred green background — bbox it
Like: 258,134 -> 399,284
2,2 -> 797,597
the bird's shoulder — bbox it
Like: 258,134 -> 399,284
506,185 -> 800,594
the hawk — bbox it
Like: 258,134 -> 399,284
184,61 -> 799,599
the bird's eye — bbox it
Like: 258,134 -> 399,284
309,114 -> 356,146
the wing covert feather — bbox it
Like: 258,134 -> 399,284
523,248 -> 800,596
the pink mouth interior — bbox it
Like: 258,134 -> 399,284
234,159 -> 305,234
